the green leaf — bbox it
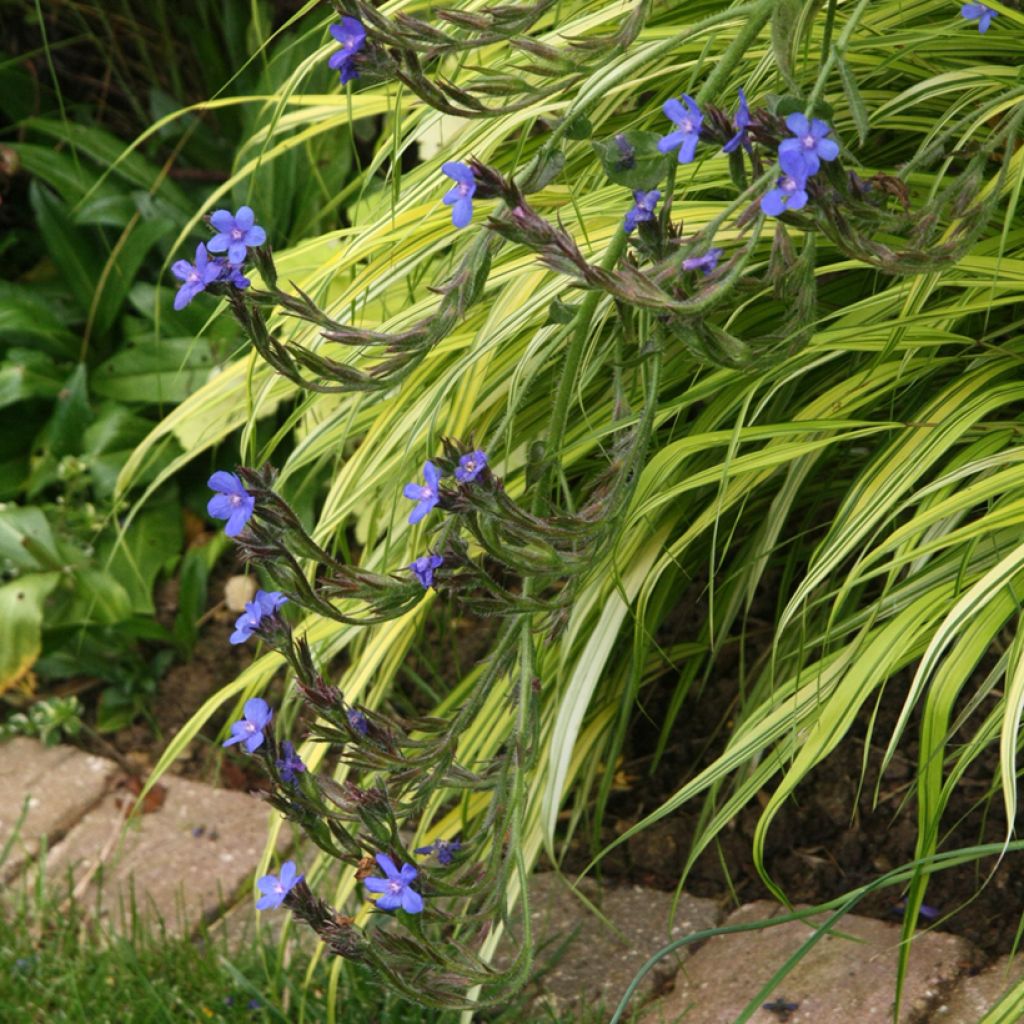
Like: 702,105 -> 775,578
28,181 -> 103,317
770,0 -> 802,93
836,51 -> 870,146
90,216 -> 175,339
0,282 -> 79,358
47,566 -> 134,627
0,350 -> 64,411
91,336 -> 217,404
36,363 -> 93,459
0,506 -> 62,572
0,573 -> 60,692
592,131 -> 670,192
97,492 -> 183,614
15,144 -> 126,211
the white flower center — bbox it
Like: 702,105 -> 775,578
681,117 -> 693,133
802,134 -> 816,149
388,880 -> 403,894
421,485 -> 433,499
458,183 -> 472,197
231,227 -> 245,240
464,459 -> 476,473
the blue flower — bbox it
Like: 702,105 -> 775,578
658,94 -> 702,164
722,88 -> 752,154
961,3 -> 997,31
415,838 -> 461,865
403,461 -> 442,524
276,740 -> 306,785
760,150 -> 810,217
363,853 -> 423,913
208,206 -> 267,266
214,258 -> 250,290
171,242 -> 222,311
255,860 -> 302,910
229,590 -> 288,645
624,190 -> 660,233
682,248 -> 723,275
223,697 -> 273,753
778,113 -> 839,178
207,471 -> 255,537
441,162 -> 476,229
455,450 -> 487,483
328,16 -> 366,83
348,708 -> 369,734
409,553 -> 444,588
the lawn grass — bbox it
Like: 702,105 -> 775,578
0,868 -> 629,1023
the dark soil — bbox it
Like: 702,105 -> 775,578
557,624 -> 1024,962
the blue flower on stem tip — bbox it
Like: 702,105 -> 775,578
403,461 -> 442,524
171,242 -> 221,311
722,88 -> 752,155
208,206 -> 267,266
364,853 -> 424,913
624,190 -> 660,233
276,740 -> 306,785
455,449 -> 487,483
255,860 -> 302,910
329,16 -> 366,83
778,112 -> 839,178
441,162 -> 477,229
229,590 -> 288,645
214,259 -> 251,290
658,94 -> 702,164
223,697 -> 273,753
348,708 -> 369,734
682,248 -> 723,275
760,150 -> 810,217
961,3 -> 997,31
207,471 -> 255,537
409,553 -> 444,588
415,838 -> 461,865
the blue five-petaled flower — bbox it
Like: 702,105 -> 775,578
778,113 -> 839,178
682,248 -> 724,275
255,860 -> 302,910
207,471 -> 255,537
761,150 -> 810,217
223,697 -> 273,753
441,162 -> 477,229
276,740 -> 306,785
329,17 -> 366,83
415,838 -> 461,865
348,708 -> 369,734
409,553 -> 444,588
230,590 -> 288,645
722,88 -> 751,155
658,94 -> 702,164
455,450 -> 487,483
624,190 -> 660,233
364,853 -> 424,913
208,206 -> 267,266
403,461 -> 442,524
171,243 -> 222,311
961,3 -> 997,31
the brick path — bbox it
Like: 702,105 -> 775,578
3,737 -> 1022,1022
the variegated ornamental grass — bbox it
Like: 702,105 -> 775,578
114,0 -> 1024,1015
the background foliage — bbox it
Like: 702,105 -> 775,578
8,0 -> 1024,1017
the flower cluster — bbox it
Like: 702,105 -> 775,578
170,206 -> 266,310
761,113 -> 839,218
329,16 -> 366,83
229,589 -> 287,645
403,449 -> 488,524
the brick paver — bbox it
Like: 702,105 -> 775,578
42,774 -> 289,936
0,737 -> 116,880
641,900 -> 978,1024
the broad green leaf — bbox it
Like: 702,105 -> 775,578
91,336 -> 217,404
0,573 -> 60,692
